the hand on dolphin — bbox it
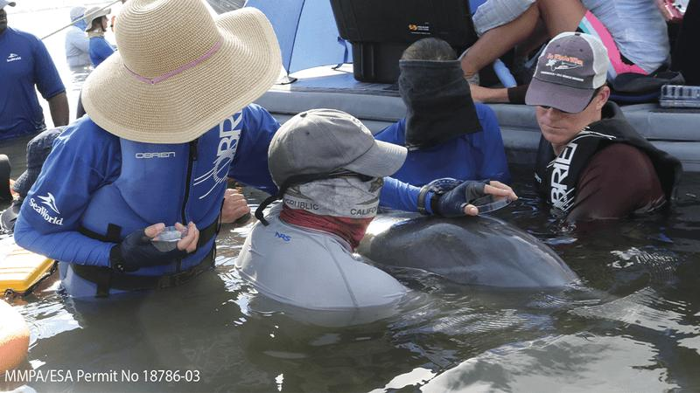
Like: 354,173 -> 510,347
432,179 -> 518,217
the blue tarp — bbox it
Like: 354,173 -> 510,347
245,0 -> 352,74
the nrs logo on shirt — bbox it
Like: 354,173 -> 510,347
275,232 -> 291,242
29,192 -> 63,225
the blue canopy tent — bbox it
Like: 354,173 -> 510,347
244,0 -> 352,80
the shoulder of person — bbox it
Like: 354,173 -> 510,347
7,28 -> 43,46
592,143 -> 650,169
66,26 -> 83,36
374,119 -> 405,142
241,103 -> 279,129
475,102 -> 497,122
583,143 -> 659,188
243,103 -> 266,117
54,117 -> 119,153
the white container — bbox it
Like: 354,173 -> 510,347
151,226 -> 188,252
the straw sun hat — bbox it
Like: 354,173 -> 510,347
81,0 -> 282,144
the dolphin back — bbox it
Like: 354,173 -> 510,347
358,213 -> 578,288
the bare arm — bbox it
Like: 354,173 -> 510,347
461,0 -> 587,79
470,84 -> 530,104
48,92 -> 69,127
470,84 -> 511,103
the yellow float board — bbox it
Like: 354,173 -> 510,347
0,238 -> 55,295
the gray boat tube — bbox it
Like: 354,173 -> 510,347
357,212 -> 579,288
0,155 -> 11,202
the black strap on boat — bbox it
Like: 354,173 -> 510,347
75,218 -> 220,297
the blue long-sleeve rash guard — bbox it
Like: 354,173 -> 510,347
374,103 -> 511,185
14,104 -> 426,267
88,36 -> 115,67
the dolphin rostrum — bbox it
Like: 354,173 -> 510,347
358,212 -> 579,288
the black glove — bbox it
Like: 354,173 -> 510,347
109,229 -> 187,273
419,178 -> 488,217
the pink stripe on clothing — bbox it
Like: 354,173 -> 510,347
126,40 -> 223,85
579,11 -> 646,79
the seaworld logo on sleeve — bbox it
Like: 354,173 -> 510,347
29,192 -> 63,225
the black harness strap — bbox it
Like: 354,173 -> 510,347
71,246 -> 215,295
75,218 -> 220,297
79,223 -> 123,243
78,223 -> 122,296
197,218 -> 219,248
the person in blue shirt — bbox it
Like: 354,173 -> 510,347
84,6 -> 114,67
0,0 -> 69,141
374,38 -> 511,186
13,0 -> 514,298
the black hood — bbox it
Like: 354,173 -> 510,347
399,60 -> 482,150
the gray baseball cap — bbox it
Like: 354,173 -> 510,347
268,109 -> 407,187
526,32 -> 609,113
0,0 -> 16,8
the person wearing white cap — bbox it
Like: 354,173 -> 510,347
84,5 -> 114,67
526,32 -> 681,222
0,0 -> 15,11
0,0 -> 70,141
13,0 -> 512,299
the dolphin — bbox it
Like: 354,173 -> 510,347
357,212 -> 579,288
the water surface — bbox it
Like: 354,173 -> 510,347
1,3 -> 699,392
3,130 -> 699,392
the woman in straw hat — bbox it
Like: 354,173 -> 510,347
13,0 -> 514,299
84,5 -> 114,67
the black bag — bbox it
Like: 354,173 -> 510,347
610,70 -> 685,104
